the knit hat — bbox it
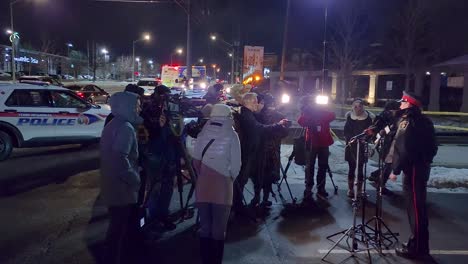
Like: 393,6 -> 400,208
124,84 -> 145,97
210,104 -> 231,117
398,91 -> 422,107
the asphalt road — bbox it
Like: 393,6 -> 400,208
1,145 -> 468,264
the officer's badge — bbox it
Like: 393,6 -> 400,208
399,120 -> 409,129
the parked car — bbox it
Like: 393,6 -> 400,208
0,83 -> 111,161
137,78 -> 159,96
0,71 -> 11,80
64,84 -> 110,104
19,76 -> 64,87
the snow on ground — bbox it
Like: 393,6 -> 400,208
280,142 -> 468,194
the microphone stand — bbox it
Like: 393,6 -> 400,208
322,133 -> 376,263
365,134 -> 399,252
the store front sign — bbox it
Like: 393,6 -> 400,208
14,56 -> 39,64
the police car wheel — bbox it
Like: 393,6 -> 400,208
0,131 -> 13,161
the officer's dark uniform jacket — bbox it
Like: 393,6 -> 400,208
392,107 -> 438,176
391,106 -> 437,255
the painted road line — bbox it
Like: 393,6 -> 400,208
318,249 -> 468,255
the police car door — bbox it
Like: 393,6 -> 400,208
3,88 -> 57,141
49,89 -> 94,138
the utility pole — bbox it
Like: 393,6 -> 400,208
92,41 -> 97,82
321,1 -> 329,94
186,0 -> 192,80
10,1 -> 16,82
280,0 -> 291,81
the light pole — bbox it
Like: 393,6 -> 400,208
9,0 -> 47,82
135,57 -> 140,79
212,64 -> 217,80
170,48 -> 183,66
210,34 -> 235,84
132,33 -> 150,82
101,48 -> 109,80
280,0 -> 291,81
66,43 -> 73,57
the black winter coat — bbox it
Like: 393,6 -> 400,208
391,107 -> 438,176
344,111 -> 373,162
238,106 -> 282,179
255,108 -> 288,183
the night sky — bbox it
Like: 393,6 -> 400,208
1,0 -> 468,70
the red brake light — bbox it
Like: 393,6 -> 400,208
76,92 -> 84,98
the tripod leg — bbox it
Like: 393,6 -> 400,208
322,227 -> 353,261
327,166 -> 338,194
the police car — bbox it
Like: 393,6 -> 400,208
0,83 -> 111,161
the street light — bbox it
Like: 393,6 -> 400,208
170,48 -> 183,66
199,58 -> 204,63
101,48 -> 108,54
132,33 -> 151,82
6,29 -> 13,35
210,33 -> 235,84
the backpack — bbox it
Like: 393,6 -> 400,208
293,128 -> 307,166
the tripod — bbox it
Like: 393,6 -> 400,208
322,135 -> 377,262
276,148 -> 338,205
365,136 -> 399,252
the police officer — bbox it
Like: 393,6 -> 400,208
389,91 -> 438,259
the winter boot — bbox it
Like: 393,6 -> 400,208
250,190 -> 261,207
212,239 -> 225,264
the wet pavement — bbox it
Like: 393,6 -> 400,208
1,145 -> 468,264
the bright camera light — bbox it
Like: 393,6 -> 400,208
316,95 -> 329,105
200,82 -> 207,89
226,87 -> 231,93
281,94 -> 290,104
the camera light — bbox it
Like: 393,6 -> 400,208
316,95 -> 329,105
226,87 -> 231,93
200,82 -> 207,89
281,93 -> 290,104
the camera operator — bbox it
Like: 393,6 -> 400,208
388,91 -> 437,259
140,85 -> 179,231
255,93 -> 289,207
344,98 -> 375,198
367,100 -> 401,194
203,83 -> 224,105
233,93 -> 289,211
297,95 -> 336,200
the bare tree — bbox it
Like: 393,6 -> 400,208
329,0 -> 368,106
390,0 -> 435,91
115,56 -> 133,81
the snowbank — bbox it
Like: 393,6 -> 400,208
280,142 -> 468,193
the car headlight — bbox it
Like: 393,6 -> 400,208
144,89 -> 153,96
200,82 -> 207,89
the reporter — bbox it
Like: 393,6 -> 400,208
234,93 -> 288,209
193,104 -> 241,264
344,98 -> 374,198
255,94 -> 289,206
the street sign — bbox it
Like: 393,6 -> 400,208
9,32 -> 20,43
